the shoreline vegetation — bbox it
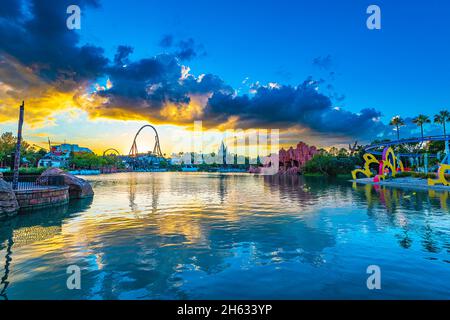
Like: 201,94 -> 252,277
1,115 -> 449,178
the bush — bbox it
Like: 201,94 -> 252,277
1,167 -> 47,176
303,154 -> 360,176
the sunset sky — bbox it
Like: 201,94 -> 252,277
1,0 -> 450,155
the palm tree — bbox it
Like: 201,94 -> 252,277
412,114 -> 431,140
433,110 -> 450,137
389,116 -> 405,141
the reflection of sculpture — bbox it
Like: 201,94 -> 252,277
352,147 -> 404,181
428,189 -> 448,210
427,164 -> 450,186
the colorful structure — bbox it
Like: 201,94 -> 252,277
38,144 -> 93,168
352,147 -> 404,181
427,164 -> 450,186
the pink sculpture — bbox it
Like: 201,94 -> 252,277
249,141 -> 318,174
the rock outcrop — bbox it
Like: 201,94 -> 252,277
37,168 -> 94,199
249,141 -> 318,175
279,142 -> 318,174
0,178 -> 19,218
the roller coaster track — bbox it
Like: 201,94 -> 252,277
102,148 -> 121,157
364,134 -> 450,157
129,124 -> 163,158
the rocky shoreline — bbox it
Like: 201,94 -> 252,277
0,168 -> 94,219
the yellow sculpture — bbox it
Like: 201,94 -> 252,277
351,153 -> 379,179
352,147 -> 404,180
427,164 -> 450,186
380,147 -> 404,178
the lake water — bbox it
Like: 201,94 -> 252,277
0,172 -> 449,299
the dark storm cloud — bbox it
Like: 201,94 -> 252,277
0,0 -> 107,89
0,0 -> 22,19
159,34 -> 174,48
113,45 -> 133,66
103,53 -> 187,106
98,49 -> 232,113
175,38 -> 200,61
204,80 -> 387,139
0,1 -> 391,142
158,34 -> 206,61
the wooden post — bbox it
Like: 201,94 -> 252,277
12,101 -> 24,190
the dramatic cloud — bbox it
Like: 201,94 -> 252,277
203,80 -> 386,140
159,34 -> 174,48
0,0 -> 107,87
158,34 -> 206,61
0,0 -> 394,144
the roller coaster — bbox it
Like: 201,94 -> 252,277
102,148 -> 121,157
102,124 -> 163,159
129,124 -> 163,158
363,134 -> 450,164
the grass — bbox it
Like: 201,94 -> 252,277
303,172 -> 325,177
1,167 -> 48,176
302,172 -> 352,179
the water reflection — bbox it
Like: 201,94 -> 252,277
0,173 -> 449,299
352,183 -> 450,254
0,198 -> 92,299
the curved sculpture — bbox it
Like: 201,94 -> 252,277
129,124 -> 163,158
351,153 -> 379,179
427,164 -> 450,186
352,147 -> 404,180
103,148 -> 121,157
379,147 -> 404,177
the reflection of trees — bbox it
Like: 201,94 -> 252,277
0,237 -> 12,300
79,209 -> 335,299
60,173 -> 336,299
352,183 -> 450,253
0,198 -> 92,299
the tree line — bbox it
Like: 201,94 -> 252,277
0,131 -> 123,170
390,110 -> 449,140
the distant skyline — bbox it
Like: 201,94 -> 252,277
1,0 -> 449,154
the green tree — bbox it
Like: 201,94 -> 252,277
70,153 -> 104,169
433,110 -> 450,136
389,116 -> 405,140
0,132 -> 43,167
412,114 -> 430,140
338,148 -> 349,157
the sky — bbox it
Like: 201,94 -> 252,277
0,0 -> 449,155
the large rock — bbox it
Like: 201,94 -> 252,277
249,141 -> 318,175
0,178 -> 19,218
37,168 -> 94,199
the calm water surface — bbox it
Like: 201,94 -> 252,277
0,172 -> 449,299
